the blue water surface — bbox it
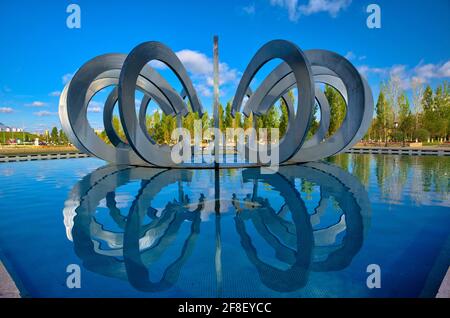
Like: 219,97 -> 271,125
0,154 -> 448,298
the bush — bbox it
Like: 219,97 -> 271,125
415,128 -> 430,142
391,131 -> 404,142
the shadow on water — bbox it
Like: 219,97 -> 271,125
62,162 -> 371,295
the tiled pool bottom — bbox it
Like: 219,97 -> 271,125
0,154 -> 448,297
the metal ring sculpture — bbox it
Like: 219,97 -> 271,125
233,161 -> 371,291
59,40 -> 373,167
63,162 -> 370,293
64,165 -> 204,291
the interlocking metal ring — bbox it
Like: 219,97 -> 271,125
59,40 -> 373,167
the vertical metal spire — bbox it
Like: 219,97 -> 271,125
213,35 -> 220,166
212,35 -> 222,297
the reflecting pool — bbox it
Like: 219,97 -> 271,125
0,154 -> 448,297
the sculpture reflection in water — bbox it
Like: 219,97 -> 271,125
63,162 -> 371,294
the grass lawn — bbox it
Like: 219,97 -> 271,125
0,145 -> 80,156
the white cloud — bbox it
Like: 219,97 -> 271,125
0,107 -> 14,113
34,110 -> 56,117
412,61 -> 450,84
62,73 -> 74,84
357,59 -> 450,89
357,65 -> 386,78
135,99 -> 142,107
344,51 -> 356,60
270,0 -> 351,22
177,49 -> 239,87
242,4 -> 256,15
87,101 -> 103,113
299,0 -> 352,17
438,61 -> 450,77
270,0 -> 300,21
87,106 -> 102,113
345,51 -> 367,62
194,84 -> 213,97
148,49 -> 240,97
26,101 -> 46,107
148,60 -> 166,69
49,91 -> 61,97
177,50 -> 213,76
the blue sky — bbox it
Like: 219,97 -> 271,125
0,0 -> 449,133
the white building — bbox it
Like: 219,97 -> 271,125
0,122 -> 23,133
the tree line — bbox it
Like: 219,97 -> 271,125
97,89 -> 345,145
57,79 -> 450,147
35,127 -> 69,145
99,91 -> 295,145
367,80 -> 449,144
0,128 -> 68,145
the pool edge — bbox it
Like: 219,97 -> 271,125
436,267 -> 450,298
0,260 -> 21,298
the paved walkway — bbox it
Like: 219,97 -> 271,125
436,267 -> 450,298
0,261 -> 20,298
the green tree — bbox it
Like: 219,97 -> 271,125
254,105 -> 279,140
161,113 -> 176,143
422,84 -> 449,142
182,112 -> 195,137
422,85 -> 434,111
59,129 -> 68,145
306,103 -> 319,139
112,115 -> 125,141
376,90 -> 389,144
224,102 -> 233,129
433,84 -> 449,141
422,85 -> 434,141
279,99 -> 289,137
415,128 -> 430,142
324,85 -> 346,136
99,130 -> 110,144
218,104 -> 225,131
243,112 -> 253,130
51,127 -> 59,144
151,111 -> 164,144
263,106 -> 279,129
201,111 -> 210,131
256,115 -> 264,139
233,112 -> 243,129
411,81 -> 424,141
398,93 -> 414,145
385,76 -> 402,122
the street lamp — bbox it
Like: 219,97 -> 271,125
394,121 -> 399,145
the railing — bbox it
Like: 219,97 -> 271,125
345,147 -> 450,156
0,152 -> 90,162
0,146 -> 449,163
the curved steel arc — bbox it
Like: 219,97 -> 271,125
59,41 -> 374,167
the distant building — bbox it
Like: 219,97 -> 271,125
0,122 -> 23,133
